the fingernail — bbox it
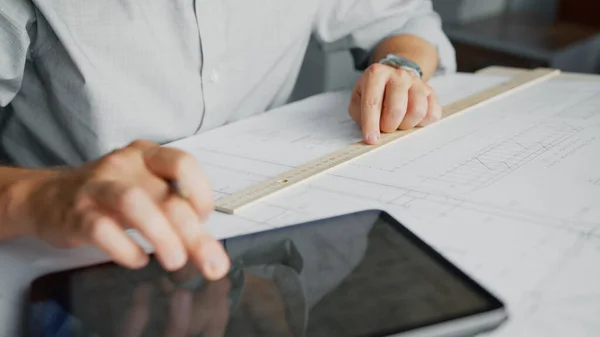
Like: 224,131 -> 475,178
205,253 -> 230,277
169,250 -> 187,270
365,132 -> 379,144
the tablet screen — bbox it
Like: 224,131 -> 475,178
25,210 -> 503,337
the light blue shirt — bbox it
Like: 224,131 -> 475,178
0,0 -> 456,167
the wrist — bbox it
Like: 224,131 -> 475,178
0,169 -> 61,240
372,35 -> 438,81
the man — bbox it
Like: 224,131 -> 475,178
0,0 -> 455,280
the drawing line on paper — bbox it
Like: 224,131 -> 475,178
513,234 -> 600,332
427,122 -> 581,191
230,179 -> 598,238
199,161 -> 272,180
194,146 -> 297,169
304,173 -> 600,234
554,92 -> 600,121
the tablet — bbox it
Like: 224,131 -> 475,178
22,210 -> 507,337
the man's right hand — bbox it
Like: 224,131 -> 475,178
13,140 -> 230,280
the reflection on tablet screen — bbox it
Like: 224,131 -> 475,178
25,210 -> 502,337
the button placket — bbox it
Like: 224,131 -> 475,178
194,0 -> 227,130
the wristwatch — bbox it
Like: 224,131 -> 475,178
378,53 -> 423,79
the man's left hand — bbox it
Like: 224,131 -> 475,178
349,63 -> 442,145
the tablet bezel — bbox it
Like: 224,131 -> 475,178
372,210 -> 507,336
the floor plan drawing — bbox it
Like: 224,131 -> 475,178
171,73 -> 600,336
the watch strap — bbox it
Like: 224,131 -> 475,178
378,53 -> 423,79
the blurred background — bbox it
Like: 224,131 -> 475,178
291,0 -> 600,101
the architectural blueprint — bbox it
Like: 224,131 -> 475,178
0,73 -> 598,337
171,73 -> 600,336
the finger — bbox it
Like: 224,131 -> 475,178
348,80 -> 361,123
361,64 -> 391,144
127,141 -> 181,198
163,196 -> 230,280
380,74 -> 411,133
99,146 -> 170,200
81,207 -> 149,269
144,147 -> 214,219
89,182 -> 188,271
127,139 -> 160,152
118,284 -> 152,337
165,288 -> 192,337
398,82 -> 430,130
418,88 -> 443,127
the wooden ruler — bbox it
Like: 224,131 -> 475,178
215,68 -> 560,214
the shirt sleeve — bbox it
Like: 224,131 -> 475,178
313,0 -> 456,76
0,0 -> 35,107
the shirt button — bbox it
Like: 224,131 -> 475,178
210,69 -> 220,83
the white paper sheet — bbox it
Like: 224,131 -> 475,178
171,73 -> 600,336
1,72 -> 599,336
